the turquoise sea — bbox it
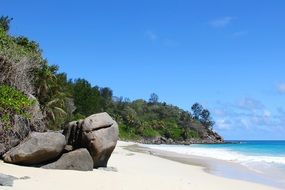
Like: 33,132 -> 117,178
193,140 -> 285,164
143,141 -> 285,189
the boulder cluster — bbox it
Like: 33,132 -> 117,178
1,112 -> 119,171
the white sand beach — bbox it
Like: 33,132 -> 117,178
0,141 -> 281,190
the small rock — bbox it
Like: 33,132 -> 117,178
63,145 -> 73,153
19,176 -> 30,180
97,167 -> 118,172
0,173 -> 17,187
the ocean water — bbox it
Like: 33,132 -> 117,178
142,141 -> 285,188
144,141 -> 285,166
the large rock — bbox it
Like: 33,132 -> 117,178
63,112 -> 119,168
82,113 -> 119,167
0,115 -> 31,157
3,132 -> 66,165
42,148 -> 93,171
0,95 -> 45,158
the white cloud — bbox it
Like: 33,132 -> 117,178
240,118 -> 251,129
263,110 -> 271,117
277,83 -> 285,93
216,119 -> 231,130
209,17 -> 235,28
212,99 -> 285,139
238,97 -> 265,110
213,109 -> 226,117
145,30 -> 157,41
213,98 -> 282,130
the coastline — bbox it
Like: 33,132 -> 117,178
0,141 -> 282,190
127,142 -> 285,189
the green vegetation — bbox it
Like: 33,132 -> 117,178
0,16 -> 217,143
118,124 -> 140,140
0,85 -> 34,129
109,97 -> 214,141
0,27 -> 41,63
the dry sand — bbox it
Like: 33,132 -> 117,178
0,141 -> 281,190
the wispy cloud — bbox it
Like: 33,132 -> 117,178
215,119 -> 232,130
212,98 -> 285,137
145,30 -> 157,41
238,97 -> 265,110
233,31 -> 248,37
145,30 -> 179,48
277,82 -> 285,93
209,16 -> 235,28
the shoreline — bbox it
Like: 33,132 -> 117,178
126,142 -> 284,189
0,141 -> 282,190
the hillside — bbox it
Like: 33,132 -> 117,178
109,98 -> 223,144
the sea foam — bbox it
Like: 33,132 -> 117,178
142,144 -> 285,166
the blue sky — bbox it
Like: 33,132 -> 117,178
1,0 -> 285,140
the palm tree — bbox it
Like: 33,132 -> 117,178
43,92 -> 67,129
0,16 -> 13,32
34,62 -> 68,129
34,62 -> 58,104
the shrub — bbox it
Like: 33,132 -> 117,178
0,85 -> 34,129
0,28 -> 42,62
168,127 -> 183,140
188,129 -> 199,138
0,28 -> 42,95
119,124 -> 140,140
0,56 -> 37,95
141,127 -> 160,138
